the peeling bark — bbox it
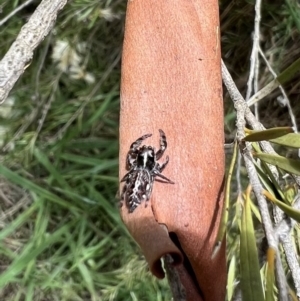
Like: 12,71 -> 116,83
120,1 -> 225,300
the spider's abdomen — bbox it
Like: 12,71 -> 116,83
122,169 -> 152,213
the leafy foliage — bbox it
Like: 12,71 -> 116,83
0,1 -> 170,300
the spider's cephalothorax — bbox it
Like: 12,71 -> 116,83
120,129 -> 174,213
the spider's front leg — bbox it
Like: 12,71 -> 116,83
158,155 -> 169,173
156,129 -> 167,160
126,133 -> 152,167
154,157 -> 175,184
130,133 -> 152,151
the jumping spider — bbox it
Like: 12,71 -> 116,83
120,129 -> 174,213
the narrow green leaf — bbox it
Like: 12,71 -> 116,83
254,153 -> 300,176
213,141 -> 237,256
251,146 -> 287,203
34,147 -> 70,189
59,153 -> 118,170
76,6 -> 94,21
240,194 -> 264,301
85,95 -> 113,128
277,56 -> 300,84
78,262 -> 96,296
25,283 -> 34,301
265,192 -> 300,223
265,248 -> 276,301
0,204 -> 38,241
244,127 -> 293,142
227,256 -> 236,301
270,133 -> 300,148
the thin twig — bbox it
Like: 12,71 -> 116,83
248,57 -> 300,107
279,229 -> 300,298
257,44 -> 297,224
222,60 -> 289,301
35,34 -> 53,98
253,42 -> 300,295
276,193 -> 300,298
222,59 -> 279,178
0,0 -> 68,104
0,0 -> 35,27
246,0 -> 262,121
221,60 -> 247,141
245,0 -> 262,102
258,46 -> 298,133
36,80 -> 58,136
242,150 -> 278,249
236,153 -> 242,197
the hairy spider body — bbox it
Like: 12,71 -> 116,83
121,129 -> 174,213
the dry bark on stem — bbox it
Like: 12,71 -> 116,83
276,194 -> 300,298
120,1 -> 225,300
0,0 -> 68,103
222,60 -> 289,300
224,55 -> 300,297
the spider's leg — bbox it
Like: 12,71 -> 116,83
154,170 -> 175,184
158,155 -> 169,172
120,172 -> 130,182
130,133 -> 152,151
119,179 -> 128,208
156,129 -> 167,160
120,171 -> 133,207
116,188 -> 124,209
126,133 -> 152,169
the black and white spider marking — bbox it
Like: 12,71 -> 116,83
120,129 -> 174,213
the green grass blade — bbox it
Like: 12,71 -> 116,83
227,255 -> 237,301
33,147 -> 71,189
240,191 -> 264,301
0,223 -> 73,286
77,262 -> 96,296
0,164 -> 80,214
0,204 -> 38,241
